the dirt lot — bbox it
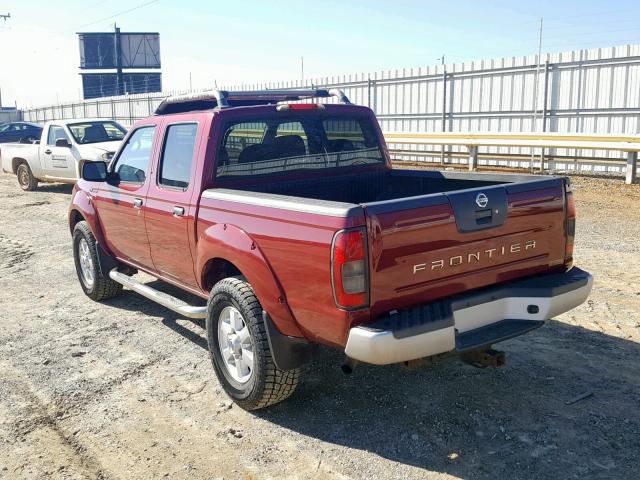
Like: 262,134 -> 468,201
0,171 -> 639,480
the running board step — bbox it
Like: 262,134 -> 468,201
109,269 -> 207,319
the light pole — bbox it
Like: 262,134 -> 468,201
530,17 -> 543,172
1,10 -> 10,107
438,55 -> 447,164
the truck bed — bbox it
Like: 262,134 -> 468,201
202,169 -> 569,344
0,143 -> 39,174
239,169 -> 511,204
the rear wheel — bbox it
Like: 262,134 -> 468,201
16,163 -> 38,191
206,277 -> 300,410
73,221 -> 122,301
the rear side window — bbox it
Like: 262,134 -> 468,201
159,123 -> 198,189
113,126 -> 156,184
47,125 -> 70,145
216,114 -> 383,180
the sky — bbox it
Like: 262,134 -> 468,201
2,0 -> 640,108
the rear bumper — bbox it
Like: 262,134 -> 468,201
344,267 -> 593,365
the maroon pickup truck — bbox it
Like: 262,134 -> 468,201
69,89 -> 592,410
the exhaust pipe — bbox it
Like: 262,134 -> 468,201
341,357 -> 358,375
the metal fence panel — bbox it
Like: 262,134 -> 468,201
19,44 -> 640,177
0,110 -> 22,123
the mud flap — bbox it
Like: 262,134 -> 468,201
95,241 -> 119,277
262,311 -> 316,371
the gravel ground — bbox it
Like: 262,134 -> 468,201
0,172 -> 639,480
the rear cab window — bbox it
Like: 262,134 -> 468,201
47,125 -> 71,145
215,112 -> 383,181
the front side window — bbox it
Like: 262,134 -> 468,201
68,121 -> 127,145
215,114 -> 383,180
159,123 -> 198,189
112,126 -> 156,184
47,125 -> 70,145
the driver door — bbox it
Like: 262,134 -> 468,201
93,125 -> 158,269
42,125 -> 75,179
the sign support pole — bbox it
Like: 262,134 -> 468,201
115,24 -> 124,95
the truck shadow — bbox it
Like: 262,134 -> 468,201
37,183 -> 74,194
104,280 -> 208,351
104,285 -> 639,478
253,321 -> 640,479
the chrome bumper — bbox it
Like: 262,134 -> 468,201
345,267 -> 593,365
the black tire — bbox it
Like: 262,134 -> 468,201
16,163 -> 38,191
206,277 -> 300,410
72,221 -> 122,301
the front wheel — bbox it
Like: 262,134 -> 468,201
73,221 -> 122,301
16,163 -> 38,191
206,277 -> 300,410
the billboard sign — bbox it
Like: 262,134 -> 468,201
79,33 -> 116,69
79,32 -> 161,69
81,73 -> 162,99
120,33 -> 161,68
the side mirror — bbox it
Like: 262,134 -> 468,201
56,138 -> 71,148
81,161 -> 108,182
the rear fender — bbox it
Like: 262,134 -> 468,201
14,153 -> 43,178
9,156 -> 36,176
196,223 -> 303,338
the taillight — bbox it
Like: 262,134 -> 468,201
276,103 -> 325,111
331,228 -> 369,309
565,185 -> 576,267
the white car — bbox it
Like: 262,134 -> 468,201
0,119 -> 127,190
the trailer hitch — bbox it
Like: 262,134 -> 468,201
341,357 -> 358,375
461,347 -> 506,368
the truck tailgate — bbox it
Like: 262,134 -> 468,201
364,179 -> 568,319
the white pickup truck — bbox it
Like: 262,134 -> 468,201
0,119 -> 127,190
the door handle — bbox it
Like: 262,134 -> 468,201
172,206 -> 185,217
44,149 -> 52,154
133,198 -> 143,209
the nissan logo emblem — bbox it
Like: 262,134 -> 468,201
476,193 -> 488,208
